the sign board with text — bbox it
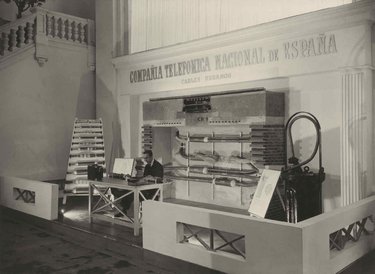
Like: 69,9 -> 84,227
114,23 -> 370,95
248,169 -> 281,218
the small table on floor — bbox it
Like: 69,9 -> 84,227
87,177 -> 163,236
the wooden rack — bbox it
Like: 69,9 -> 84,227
63,118 -> 106,205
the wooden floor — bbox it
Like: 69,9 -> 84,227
0,201 -> 222,274
1,194 -> 374,274
59,195 -> 143,248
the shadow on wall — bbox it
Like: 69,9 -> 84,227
75,72 -> 96,119
0,17 -> 10,25
284,126 -> 341,211
284,88 -> 301,158
284,88 -> 301,120
323,174 -> 341,211
320,127 -> 341,211
96,78 -> 125,173
347,115 -> 370,198
44,0 -> 95,20
109,107 -> 125,171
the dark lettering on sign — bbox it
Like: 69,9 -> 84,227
205,73 -> 232,81
130,65 -> 163,83
215,48 -> 265,70
164,57 -> 211,78
181,77 -> 201,84
284,34 -> 337,60
268,49 -> 279,62
128,33 -> 338,84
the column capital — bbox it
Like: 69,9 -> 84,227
338,65 -> 375,73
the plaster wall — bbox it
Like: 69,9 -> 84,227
43,0 -> 95,20
95,0 -> 125,172
0,46 -> 95,180
288,72 -> 342,211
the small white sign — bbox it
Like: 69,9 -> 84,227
112,158 -> 136,177
248,169 -> 281,218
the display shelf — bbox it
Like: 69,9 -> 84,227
63,118 -> 106,205
142,90 -> 286,210
141,125 -> 153,153
164,174 -> 258,187
175,126 -> 285,168
164,125 -> 285,210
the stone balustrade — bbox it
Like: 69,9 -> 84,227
0,13 -> 36,56
0,7 -> 95,67
44,10 -> 90,44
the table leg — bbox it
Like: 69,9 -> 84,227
159,185 -> 163,202
62,194 -> 67,205
88,183 -> 92,223
133,189 -> 140,236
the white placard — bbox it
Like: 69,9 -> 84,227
248,169 -> 281,218
112,158 -> 136,177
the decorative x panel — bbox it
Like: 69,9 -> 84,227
179,223 -> 246,259
91,185 -> 134,223
14,188 -> 35,204
330,215 -> 374,251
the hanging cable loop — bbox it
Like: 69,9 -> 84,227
283,111 -> 322,172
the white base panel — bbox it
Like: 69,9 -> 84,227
0,176 -> 59,220
143,196 -> 375,274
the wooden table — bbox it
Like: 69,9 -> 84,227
87,177 -> 163,236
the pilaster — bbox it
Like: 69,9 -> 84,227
340,66 -> 374,206
117,93 -> 140,159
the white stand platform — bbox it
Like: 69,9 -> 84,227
0,176 -> 58,220
143,196 -> 375,274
